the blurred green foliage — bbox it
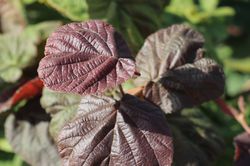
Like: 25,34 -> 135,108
1,0 -> 250,165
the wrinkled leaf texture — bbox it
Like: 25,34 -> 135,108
57,94 -> 173,166
136,24 -> 225,113
38,20 -> 136,95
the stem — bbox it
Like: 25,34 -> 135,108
215,98 -> 250,134
119,85 -> 125,96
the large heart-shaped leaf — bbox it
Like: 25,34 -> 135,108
136,24 -> 224,113
40,88 -> 81,139
57,94 -> 173,166
38,20 -> 136,95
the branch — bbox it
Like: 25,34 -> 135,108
215,97 -> 250,134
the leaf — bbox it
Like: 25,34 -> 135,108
0,77 -> 43,112
136,24 -> 204,85
4,97 -> 61,166
200,0 -> 218,12
225,72 -> 250,96
234,132 -> 250,166
87,0 -> 165,51
160,58 -> 225,107
143,82 -> 191,113
167,108 -> 224,166
38,20 -> 136,95
0,138 -> 12,153
40,88 -> 81,139
224,58 -> 250,73
24,21 -> 62,43
136,24 -> 224,113
39,0 -> 88,21
0,32 -> 37,83
57,94 -> 173,165
0,0 -> 26,33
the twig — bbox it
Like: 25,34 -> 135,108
215,97 -> 250,134
118,85 -> 125,96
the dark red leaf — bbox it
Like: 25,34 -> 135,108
38,20 -> 136,95
234,132 -> 250,166
159,58 -> 225,110
135,24 -> 224,113
136,24 -> 204,86
57,94 -> 173,166
0,77 -> 43,112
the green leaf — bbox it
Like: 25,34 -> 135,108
216,45 -> 233,61
224,58 -> 250,73
21,0 -> 38,4
0,33 -> 37,83
225,72 -> 250,96
0,152 -> 28,166
40,88 -> 81,139
200,0 -> 218,12
24,21 -> 62,43
87,0 -> 164,51
0,68 -> 22,83
0,138 -> 12,153
165,0 -> 234,24
212,7 -> 235,17
4,98 -> 60,166
39,0 -> 88,21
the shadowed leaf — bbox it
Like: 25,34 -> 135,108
87,0 -> 165,51
40,0 -> 88,21
136,24 -> 224,113
40,88 -> 81,139
167,108 -> 224,166
57,94 -> 173,166
4,98 -> 60,166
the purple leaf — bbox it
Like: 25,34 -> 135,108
136,24 -> 204,85
57,94 -> 173,166
158,58 -> 225,111
136,24 -> 224,113
38,20 -> 136,95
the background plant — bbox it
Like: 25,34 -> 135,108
0,0 -> 250,166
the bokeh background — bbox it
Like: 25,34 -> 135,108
0,0 -> 250,165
